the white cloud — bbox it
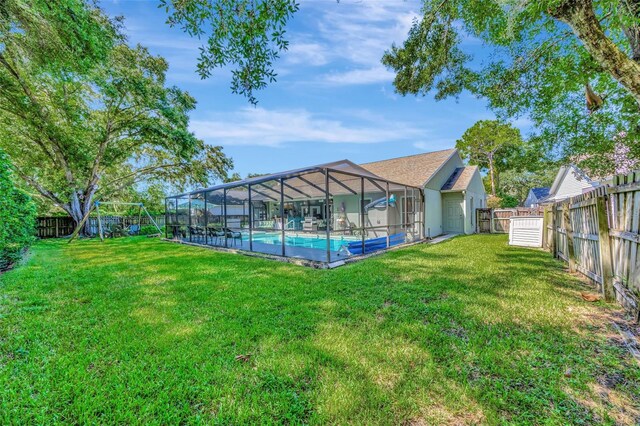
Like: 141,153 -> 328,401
191,107 -> 425,147
293,1 -> 419,86
323,66 -> 395,85
283,41 -> 330,66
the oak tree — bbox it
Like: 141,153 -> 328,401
0,0 -> 232,232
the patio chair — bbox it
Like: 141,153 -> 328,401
207,227 -> 225,245
223,227 -> 242,246
171,225 -> 186,239
188,226 -> 205,242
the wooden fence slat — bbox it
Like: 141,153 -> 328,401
564,203 -> 576,273
537,169 -> 640,319
36,215 -> 166,238
607,180 -> 640,194
597,195 -> 615,301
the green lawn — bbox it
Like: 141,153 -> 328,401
1,235 -> 639,424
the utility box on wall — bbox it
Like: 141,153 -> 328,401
509,217 -> 543,248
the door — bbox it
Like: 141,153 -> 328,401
444,198 -> 464,233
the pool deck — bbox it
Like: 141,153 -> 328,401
173,235 -> 347,263
165,232 -> 445,268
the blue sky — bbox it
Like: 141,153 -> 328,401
103,0 -> 528,180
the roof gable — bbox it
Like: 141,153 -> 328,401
441,166 -> 479,191
549,164 -> 595,196
360,148 -> 457,187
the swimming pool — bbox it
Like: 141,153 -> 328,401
246,232 -> 359,252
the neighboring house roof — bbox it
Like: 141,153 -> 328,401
530,187 -> 550,200
441,166 -> 479,191
360,148 -> 457,187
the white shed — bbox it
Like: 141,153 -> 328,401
509,216 -> 544,247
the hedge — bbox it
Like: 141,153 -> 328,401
0,150 -> 36,271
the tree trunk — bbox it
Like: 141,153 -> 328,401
488,153 -> 497,196
63,192 -> 95,236
551,0 -> 640,107
622,0 -> 640,62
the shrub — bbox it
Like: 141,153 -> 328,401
486,195 -> 502,209
499,194 -> 519,208
139,225 -> 165,236
0,150 -> 36,270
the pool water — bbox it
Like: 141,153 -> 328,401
246,232 -> 358,252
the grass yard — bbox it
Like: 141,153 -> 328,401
1,235 -> 639,424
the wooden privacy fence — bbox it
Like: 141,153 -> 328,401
36,215 -> 165,238
36,217 -> 75,238
542,171 -> 640,320
476,207 -> 544,234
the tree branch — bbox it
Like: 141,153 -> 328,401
551,0 -> 640,107
10,164 -> 66,207
99,162 -> 187,191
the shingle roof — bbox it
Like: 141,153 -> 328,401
360,148 -> 457,187
441,166 -> 478,191
531,187 -> 550,199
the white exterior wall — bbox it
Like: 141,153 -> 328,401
523,190 -> 538,207
551,168 -> 595,201
423,152 -> 463,238
332,191 -> 403,237
423,188 -> 442,238
462,169 -> 487,234
332,194 -> 362,229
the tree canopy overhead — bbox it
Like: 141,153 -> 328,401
0,0 -> 232,231
161,0 -> 299,105
160,0 -> 640,172
381,0 -> 640,169
160,0 -> 640,107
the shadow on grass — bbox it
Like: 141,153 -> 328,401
0,235 -> 638,424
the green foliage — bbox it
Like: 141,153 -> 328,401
223,172 -> 243,183
499,168 -> 557,204
381,0 -> 640,171
0,150 -> 36,270
155,0 -> 640,174
497,193 -> 519,208
0,0 -> 119,74
1,236 -> 638,423
456,120 -> 523,196
139,225 -> 164,236
160,0 -> 299,105
0,1 -> 232,227
486,195 -> 502,209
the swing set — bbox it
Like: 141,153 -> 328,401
94,201 -> 162,241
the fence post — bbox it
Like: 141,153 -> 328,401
550,204 -> 556,257
542,206 -> 548,250
596,194 -> 615,301
490,209 -> 494,234
563,203 -> 576,272
55,217 -> 59,238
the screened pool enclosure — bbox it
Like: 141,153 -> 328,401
165,160 -> 424,266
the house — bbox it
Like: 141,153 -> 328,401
166,148 -> 486,266
523,187 -> 550,207
540,164 -> 599,204
361,148 -> 486,237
